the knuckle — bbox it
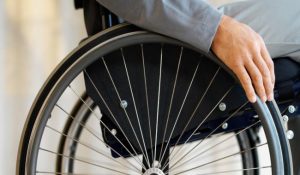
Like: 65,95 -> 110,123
250,41 -> 258,49
261,71 -> 270,80
244,56 -> 252,62
246,91 -> 255,99
266,84 -> 273,92
262,76 -> 271,84
252,74 -> 262,83
231,63 -> 242,70
267,78 -> 274,88
243,77 -> 252,85
239,75 -> 251,86
247,90 -> 255,96
272,77 -> 276,83
257,34 -> 264,41
255,79 -> 264,88
257,35 -> 265,44
268,60 -> 274,69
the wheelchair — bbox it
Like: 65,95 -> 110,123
17,0 -> 299,174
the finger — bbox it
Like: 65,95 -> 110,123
245,60 -> 267,102
260,38 -> 275,85
234,67 -> 256,103
252,52 -> 274,101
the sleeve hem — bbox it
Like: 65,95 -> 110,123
193,7 -> 223,53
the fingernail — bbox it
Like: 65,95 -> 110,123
250,96 -> 256,103
267,93 -> 274,101
261,96 -> 267,102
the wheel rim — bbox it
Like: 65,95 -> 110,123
26,31 -> 284,175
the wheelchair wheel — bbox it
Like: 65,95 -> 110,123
17,23 -> 292,175
56,94 -> 259,175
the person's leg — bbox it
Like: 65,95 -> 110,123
215,0 -> 300,62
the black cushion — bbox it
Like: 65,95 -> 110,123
274,57 -> 300,83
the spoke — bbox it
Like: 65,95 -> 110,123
158,47 -> 183,161
39,148 -> 129,175
69,85 -> 138,164
159,58 -> 200,165
36,166 -> 271,175
68,86 -> 102,122
167,101 -> 248,169
55,104 -> 145,171
162,84 -> 233,170
84,70 -> 146,169
281,105 -> 289,116
36,172 -> 130,175
120,48 -> 151,167
45,125 -> 140,173
163,67 -> 221,167
170,120 -> 261,171
173,143 -> 267,175
140,44 -> 154,162
36,172 -> 120,175
100,57 -> 149,164
172,166 -> 271,175
153,44 -> 163,167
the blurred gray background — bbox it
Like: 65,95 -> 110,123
0,0 -> 86,174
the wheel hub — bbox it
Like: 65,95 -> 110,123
143,168 -> 165,175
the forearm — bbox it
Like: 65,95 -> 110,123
96,0 -> 222,52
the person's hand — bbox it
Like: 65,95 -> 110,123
211,15 -> 275,103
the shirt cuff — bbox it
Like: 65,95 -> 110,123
191,6 -> 223,53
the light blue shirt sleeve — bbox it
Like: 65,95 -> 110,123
96,0 -> 222,53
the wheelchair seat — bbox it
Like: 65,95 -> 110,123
273,57 -> 300,102
274,57 -> 300,83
